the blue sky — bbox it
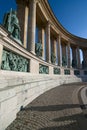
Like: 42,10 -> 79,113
0,0 -> 87,38
48,0 -> 87,38
0,0 -> 16,24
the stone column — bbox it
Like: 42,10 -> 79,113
28,0 -> 36,54
24,5 -> 29,48
62,44 -> 66,57
77,47 -> 81,69
16,0 -> 29,48
0,44 -> 3,69
38,28 -> 45,59
46,22 -> 51,63
57,35 -> 61,66
53,39 -> 57,64
67,41 -> 71,68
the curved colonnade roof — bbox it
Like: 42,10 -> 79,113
38,0 -> 87,47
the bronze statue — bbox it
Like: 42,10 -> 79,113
72,59 -> 77,68
51,52 -> 56,64
3,8 -> 22,44
35,42 -> 43,57
62,56 -> 67,66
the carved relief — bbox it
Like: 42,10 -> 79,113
1,50 -> 29,72
39,64 -> 49,74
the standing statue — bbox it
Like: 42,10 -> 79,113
35,42 -> 43,57
51,52 -> 56,64
72,59 -> 77,68
82,60 -> 86,69
3,8 -> 22,44
62,56 -> 67,66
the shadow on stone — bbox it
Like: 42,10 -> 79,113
23,104 -> 81,112
39,123 -> 77,130
53,113 -> 84,122
39,113 -> 87,130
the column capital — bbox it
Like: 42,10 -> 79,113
47,21 -> 51,27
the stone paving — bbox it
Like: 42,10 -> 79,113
6,82 -> 87,130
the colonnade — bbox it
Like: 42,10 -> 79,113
16,0 -> 87,69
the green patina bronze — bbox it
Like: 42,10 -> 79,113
1,50 -> 29,72
72,59 -> 77,68
39,64 -> 49,74
84,71 -> 87,75
3,8 -> 22,44
51,52 -> 56,64
35,43 -> 43,57
54,68 -> 60,74
64,69 -> 70,75
74,70 -> 80,75
82,60 -> 86,69
62,56 -> 67,66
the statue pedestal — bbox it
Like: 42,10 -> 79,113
11,36 -> 22,45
